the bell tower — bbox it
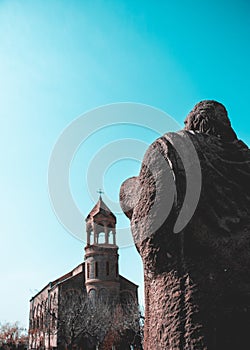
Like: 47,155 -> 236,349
84,195 -> 119,301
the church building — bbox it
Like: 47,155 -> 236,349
28,196 -> 140,350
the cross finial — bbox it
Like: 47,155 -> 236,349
97,189 -> 104,197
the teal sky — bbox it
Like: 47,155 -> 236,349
1,0 -> 250,327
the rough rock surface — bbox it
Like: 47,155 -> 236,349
120,101 -> 250,350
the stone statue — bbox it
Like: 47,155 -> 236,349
120,100 -> 250,350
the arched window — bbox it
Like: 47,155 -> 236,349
53,293 -> 57,306
95,261 -> 98,278
99,288 -> 108,302
40,314 -> 44,329
33,306 -> 36,319
106,261 -> 110,276
49,294 -> 53,310
37,304 -> 40,316
98,232 -> 105,244
51,310 -> 56,329
36,304 -> 41,328
89,289 -> 96,302
45,298 -> 48,312
41,301 -> 45,326
87,263 -> 90,279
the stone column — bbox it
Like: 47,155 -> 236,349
93,223 -> 97,244
87,230 -> 90,245
113,229 -> 116,245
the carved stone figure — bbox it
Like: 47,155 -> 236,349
120,100 -> 250,350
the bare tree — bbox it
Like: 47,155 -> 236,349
103,299 -> 143,349
55,290 -> 113,349
0,322 -> 28,349
30,289 -> 143,349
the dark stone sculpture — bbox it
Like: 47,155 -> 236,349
120,100 -> 250,350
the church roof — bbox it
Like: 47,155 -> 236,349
30,262 -> 138,301
85,196 -> 116,223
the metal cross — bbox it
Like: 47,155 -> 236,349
97,189 -> 104,196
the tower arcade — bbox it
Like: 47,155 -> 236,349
84,196 -> 120,300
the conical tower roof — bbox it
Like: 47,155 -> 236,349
86,196 -> 116,223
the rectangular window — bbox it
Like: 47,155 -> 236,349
106,261 -> 109,276
95,262 -> 98,278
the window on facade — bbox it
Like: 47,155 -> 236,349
53,293 -> 57,307
116,262 -> 118,277
33,306 -> 36,319
95,261 -> 98,278
87,263 -> 90,279
45,298 -> 48,312
99,288 -> 108,302
106,261 -> 109,276
50,294 -> 55,310
51,311 -> 56,328
89,289 -> 96,304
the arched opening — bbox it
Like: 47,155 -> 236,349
99,288 -> 108,302
87,263 -> 90,279
116,262 -> 119,277
88,288 -> 97,304
98,232 -> 106,244
95,261 -> 98,278
106,261 -> 110,276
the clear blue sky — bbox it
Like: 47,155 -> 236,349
0,0 -> 250,327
